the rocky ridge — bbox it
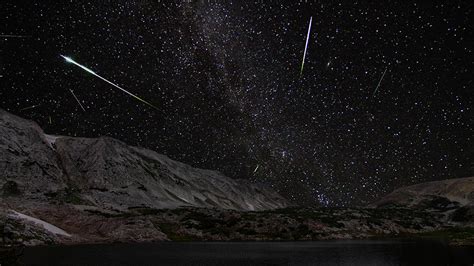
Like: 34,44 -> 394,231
0,108 -> 288,211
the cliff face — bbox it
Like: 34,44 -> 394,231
0,110 -> 67,195
0,109 -> 288,211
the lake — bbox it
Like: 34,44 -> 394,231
21,240 -> 474,265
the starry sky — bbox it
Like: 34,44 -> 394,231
1,1 -> 473,206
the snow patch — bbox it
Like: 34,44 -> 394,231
44,134 -> 61,149
177,195 -> 190,203
9,210 -> 71,237
246,202 -> 255,211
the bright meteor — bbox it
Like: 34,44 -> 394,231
60,55 -> 158,110
300,16 -> 313,77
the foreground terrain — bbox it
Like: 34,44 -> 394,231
0,109 -> 472,248
1,201 -> 473,246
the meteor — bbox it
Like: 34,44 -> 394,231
300,16 -> 313,77
20,104 -> 41,111
0,34 -> 30,38
69,89 -> 86,112
253,164 -> 260,174
372,67 -> 388,97
60,55 -> 158,110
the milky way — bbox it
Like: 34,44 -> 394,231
1,1 -> 472,206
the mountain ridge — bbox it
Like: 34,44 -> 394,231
0,108 -> 289,211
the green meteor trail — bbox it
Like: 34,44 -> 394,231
60,55 -> 158,110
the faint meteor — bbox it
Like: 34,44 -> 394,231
253,164 -> 260,174
0,34 -> 30,38
372,68 -> 388,97
300,16 -> 313,77
20,104 -> 41,111
69,89 -> 86,112
60,55 -> 158,110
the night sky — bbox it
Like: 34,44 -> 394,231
1,1 -> 472,206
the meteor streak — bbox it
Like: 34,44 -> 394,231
253,164 -> 260,174
69,89 -> 86,112
20,104 -> 41,111
0,34 -> 30,38
300,16 -> 313,77
60,55 -> 158,110
372,67 -> 388,97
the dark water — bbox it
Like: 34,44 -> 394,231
21,240 -> 474,266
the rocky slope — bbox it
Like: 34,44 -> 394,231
0,204 -> 446,245
372,177 -> 474,210
3,202 -> 472,246
371,177 -> 474,225
0,108 -> 288,211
